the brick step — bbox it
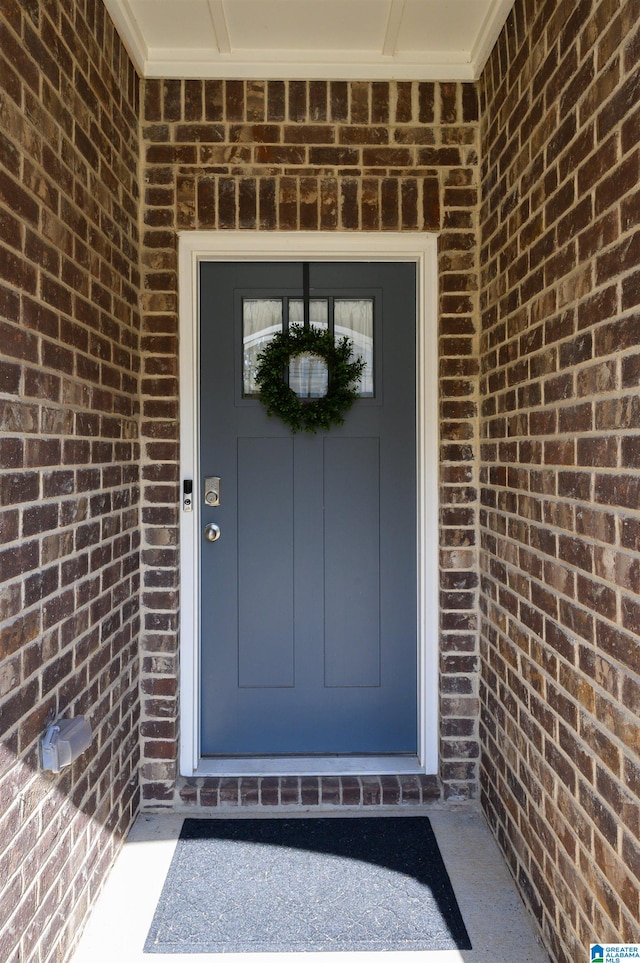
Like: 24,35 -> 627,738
175,774 -> 442,811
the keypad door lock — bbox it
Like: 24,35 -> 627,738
204,476 -> 221,506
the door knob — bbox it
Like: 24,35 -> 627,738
204,522 -> 221,542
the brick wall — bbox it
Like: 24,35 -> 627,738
0,2 -> 141,961
139,79 -> 481,806
479,1 -> 640,959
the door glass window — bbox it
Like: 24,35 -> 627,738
288,352 -> 329,398
242,296 -> 374,398
288,299 -> 330,398
288,299 -> 329,330
335,299 -> 374,397
242,299 -> 283,396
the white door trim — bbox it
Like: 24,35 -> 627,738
178,231 -> 439,777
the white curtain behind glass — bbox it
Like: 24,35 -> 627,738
242,299 -> 282,396
335,300 -> 374,397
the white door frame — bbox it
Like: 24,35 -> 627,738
178,231 -> 439,777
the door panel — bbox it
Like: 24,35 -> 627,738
237,437 -> 294,688
324,437 -> 380,688
199,261 -> 417,757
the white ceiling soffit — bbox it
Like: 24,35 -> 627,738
103,0 -> 516,81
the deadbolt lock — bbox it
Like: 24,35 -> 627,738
204,476 -> 221,506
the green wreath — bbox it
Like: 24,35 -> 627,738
255,325 -> 365,433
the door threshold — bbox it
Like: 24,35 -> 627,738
193,755 -> 425,777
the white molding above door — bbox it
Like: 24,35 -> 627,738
178,231 -> 439,777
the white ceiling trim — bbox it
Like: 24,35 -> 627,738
469,0 -> 514,75
103,0 -> 515,82
144,53 -> 479,82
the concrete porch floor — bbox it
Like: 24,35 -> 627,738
70,809 -> 550,963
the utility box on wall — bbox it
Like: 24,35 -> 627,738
41,717 -> 93,773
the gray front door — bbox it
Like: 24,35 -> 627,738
199,261 -> 417,757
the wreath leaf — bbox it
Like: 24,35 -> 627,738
255,324 -> 365,433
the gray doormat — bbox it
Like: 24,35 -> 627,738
144,816 -> 472,954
